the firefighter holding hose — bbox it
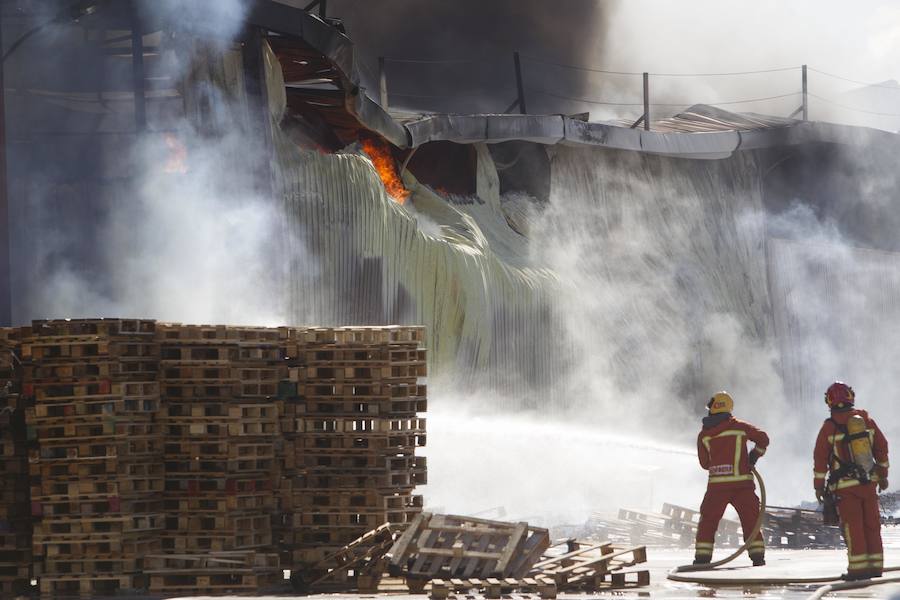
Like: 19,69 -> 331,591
814,381 -> 889,581
694,391 -> 768,566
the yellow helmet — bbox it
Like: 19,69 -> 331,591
708,391 -> 734,415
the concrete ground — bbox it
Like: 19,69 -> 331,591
164,550 -> 900,600
165,527 -> 900,599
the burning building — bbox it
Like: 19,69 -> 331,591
3,0 -> 900,434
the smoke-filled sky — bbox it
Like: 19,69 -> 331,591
11,0 -> 900,519
311,0 -> 900,128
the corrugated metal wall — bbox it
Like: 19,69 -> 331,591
270,114 -> 567,404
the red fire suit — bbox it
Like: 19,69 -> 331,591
695,416 -> 769,562
813,409 -> 889,577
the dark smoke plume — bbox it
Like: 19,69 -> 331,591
291,0 -> 609,115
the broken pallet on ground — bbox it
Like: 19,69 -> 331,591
295,522 -> 396,592
387,513 -> 550,580
530,538 -> 649,592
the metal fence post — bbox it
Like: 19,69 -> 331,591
130,2 -> 146,132
801,64 -> 808,120
643,72 -> 650,131
378,57 -> 388,110
514,52 -> 527,114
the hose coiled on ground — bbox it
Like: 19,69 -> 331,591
666,469 -> 900,596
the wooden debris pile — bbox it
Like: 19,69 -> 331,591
0,327 -> 30,597
23,319 -> 163,598
590,502 -> 841,549
298,513 -> 650,597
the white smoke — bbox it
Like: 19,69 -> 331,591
18,0 -> 315,326
424,141 -> 900,519
423,406 -> 702,524
586,0 -> 900,130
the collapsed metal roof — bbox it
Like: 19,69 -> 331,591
241,1 -> 900,158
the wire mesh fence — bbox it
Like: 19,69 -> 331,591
366,54 -> 900,127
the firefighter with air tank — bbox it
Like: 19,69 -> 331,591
814,381 -> 889,581
693,391 -> 768,566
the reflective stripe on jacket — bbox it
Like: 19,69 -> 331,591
698,416 -> 769,489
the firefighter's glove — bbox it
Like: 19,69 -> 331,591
879,478 -> 889,492
815,488 -> 826,503
748,449 -> 761,467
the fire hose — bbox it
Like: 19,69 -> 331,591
667,469 -> 900,597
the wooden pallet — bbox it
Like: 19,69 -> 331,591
161,530 -> 272,552
25,360 -> 158,384
33,513 -> 163,536
291,523 -> 396,591
285,507 -> 421,530
145,551 -> 281,594
31,319 -> 156,337
31,395 -> 160,419
294,364 -> 426,382
531,539 -> 649,591
30,457 -> 158,480
32,535 -> 160,558
281,325 -> 425,347
303,470 -> 426,490
32,496 -> 163,518
283,489 -> 423,511
36,555 -> 141,576
155,323 -> 283,343
37,572 -> 144,597
22,337 -> 158,363
282,398 -> 426,421
162,493 -> 275,513
430,576 -> 558,599
281,381 -> 426,398
762,504 -> 842,548
387,513 -> 550,580
295,416 -> 426,435
590,505 -> 740,547
295,431 -> 426,450
159,344 -> 239,363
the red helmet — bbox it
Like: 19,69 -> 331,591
825,382 -> 855,409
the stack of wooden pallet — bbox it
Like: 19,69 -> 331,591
0,327 -> 31,597
154,324 -> 282,595
589,503 -> 742,547
592,502 -> 842,550
23,318 -> 163,598
277,326 -> 428,576
763,505 -> 842,548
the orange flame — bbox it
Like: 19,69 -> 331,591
361,137 -> 410,204
164,133 -> 188,174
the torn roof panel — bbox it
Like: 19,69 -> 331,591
405,114 -> 565,146
247,0 -> 900,157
